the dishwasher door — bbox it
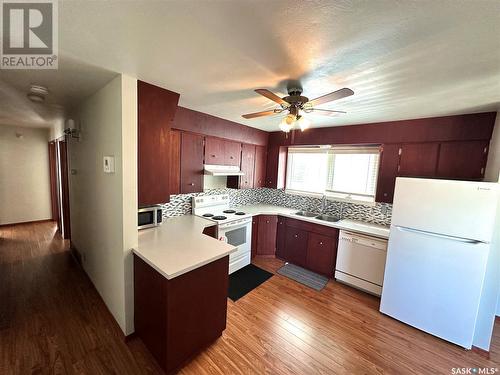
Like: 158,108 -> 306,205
335,230 -> 388,296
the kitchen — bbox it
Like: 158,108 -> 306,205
1,2 -> 499,374
133,80 -> 500,373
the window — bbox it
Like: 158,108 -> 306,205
286,145 -> 381,202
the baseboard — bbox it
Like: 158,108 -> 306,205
70,241 -> 82,265
471,346 -> 490,359
0,219 -> 53,227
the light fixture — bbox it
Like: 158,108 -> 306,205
27,84 -> 48,103
278,111 -> 311,133
296,115 -> 310,131
279,114 -> 295,133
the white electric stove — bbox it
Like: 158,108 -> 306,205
192,194 -> 252,274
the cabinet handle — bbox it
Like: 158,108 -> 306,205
319,241 -> 323,245
230,156 -> 234,159
211,154 -> 216,157
189,183 -> 195,186
294,234 -> 298,238
266,220 -> 269,223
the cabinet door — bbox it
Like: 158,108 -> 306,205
224,140 -> 242,166
284,227 -> 308,267
398,143 -> 439,177
257,215 -> 277,256
275,216 -> 286,259
138,80 -> 180,206
375,144 -> 400,203
168,130 -> 181,196
251,216 -> 259,259
254,145 -> 267,188
306,232 -> 337,277
180,132 -> 204,194
436,141 -> 488,180
204,137 -> 225,165
265,146 -> 287,188
240,144 -> 256,189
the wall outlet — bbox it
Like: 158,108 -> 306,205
103,156 -> 115,173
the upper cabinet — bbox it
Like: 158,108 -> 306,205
204,137 -> 241,166
254,146 -> 267,188
398,143 -> 440,177
376,144 -> 400,204
138,80 -> 180,207
436,141 -> 488,180
180,132 -> 204,194
239,144 -> 256,189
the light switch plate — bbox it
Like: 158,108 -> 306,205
103,156 -> 115,173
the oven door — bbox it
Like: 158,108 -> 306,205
219,220 -> 252,272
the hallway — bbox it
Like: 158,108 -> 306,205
0,221 -> 161,374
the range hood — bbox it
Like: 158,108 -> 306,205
204,164 -> 245,176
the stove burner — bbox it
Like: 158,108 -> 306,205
212,215 -> 227,221
235,212 -> 246,215
223,209 -> 236,214
202,213 -> 214,217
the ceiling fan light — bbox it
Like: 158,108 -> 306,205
297,116 -> 310,131
279,115 -> 295,133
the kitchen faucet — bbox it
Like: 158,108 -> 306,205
321,195 -> 327,213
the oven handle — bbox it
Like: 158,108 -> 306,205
218,219 -> 252,230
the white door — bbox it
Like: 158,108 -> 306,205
391,178 -> 498,242
380,225 -> 489,349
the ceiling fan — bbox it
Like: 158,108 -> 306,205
242,83 -> 354,132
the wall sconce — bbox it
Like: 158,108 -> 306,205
64,119 -> 80,139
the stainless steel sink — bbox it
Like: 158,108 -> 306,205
315,214 -> 341,222
295,211 -> 319,218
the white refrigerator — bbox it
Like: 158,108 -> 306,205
380,177 -> 499,349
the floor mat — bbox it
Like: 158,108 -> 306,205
277,263 -> 329,291
228,264 -> 273,301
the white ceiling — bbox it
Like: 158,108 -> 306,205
0,56 -> 117,129
4,1 -> 499,132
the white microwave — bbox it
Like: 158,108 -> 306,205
138,205 -> 163,230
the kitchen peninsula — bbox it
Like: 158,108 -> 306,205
133,215 -> 235,374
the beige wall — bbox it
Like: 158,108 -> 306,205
69,74 -> 137,335
0,125 -> 52,225
485,112 -> 500,183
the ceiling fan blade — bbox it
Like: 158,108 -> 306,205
308,88 -> 354,107
242,109 -> 278,119
255,89 -> 289,106
311,108 -> 347,116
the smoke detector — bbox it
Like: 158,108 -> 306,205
27,85 -> 49,103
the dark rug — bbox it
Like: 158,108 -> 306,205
228,264 -> 273,301
277,263 -> 329,291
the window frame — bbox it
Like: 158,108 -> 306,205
284,144 -> 382,205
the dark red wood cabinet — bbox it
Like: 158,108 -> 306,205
375,144 -> 401,203
436,141 -> 488,180
265,145 -> 287,188
138,81 -> 180,206
180,132 -> 204,194
204,136 -> 225,165
256,215 -> 278,256
275,216 -> 286,259
228,144 -> 255,189
306,232 -> 338,277
398,143 -> 440,177
251,216 -> 259,259
284,226 -> 308,267
224,140 -> 242,166
254,145 -> 267,188
168,130 -> 181,196
134,255 -> 229,375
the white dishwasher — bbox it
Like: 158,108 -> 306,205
335,230 -> 388,296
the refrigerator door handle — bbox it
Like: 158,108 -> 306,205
394,225 -> 486,244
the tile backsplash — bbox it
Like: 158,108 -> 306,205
161,188 -> 392,226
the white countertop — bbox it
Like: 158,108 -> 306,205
233,204 -> 390,239
133,215 -> 236,280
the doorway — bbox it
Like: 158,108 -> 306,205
49,136 -> 71,239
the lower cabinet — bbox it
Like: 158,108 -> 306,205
275,216 -> 286,259
284,226 -> 308,267
306,233 -> 337,277
253,215 -> 339,278
256,215 -> 278,256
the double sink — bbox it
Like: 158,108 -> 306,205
295,211 -> 341,222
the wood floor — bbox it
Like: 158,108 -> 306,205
1,222 -> 499,374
